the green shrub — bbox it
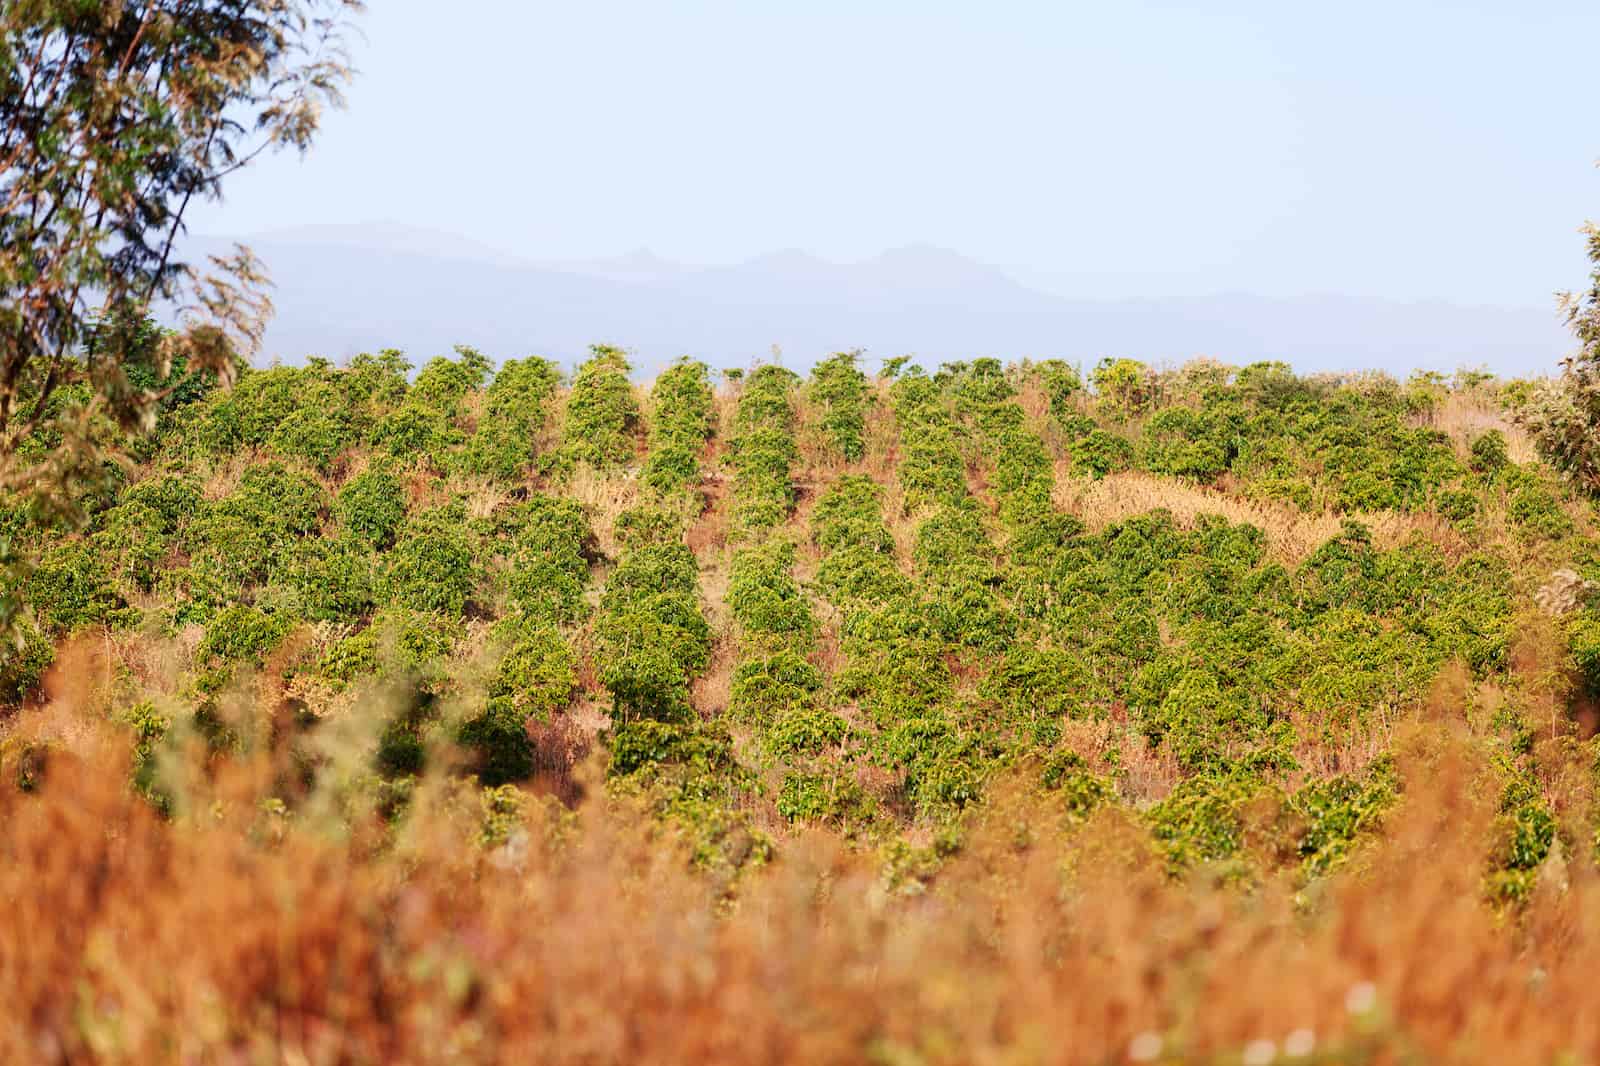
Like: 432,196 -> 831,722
198,605 -> 293,664
561,345 -> 640,468
1039,751 -> 1113,820
777,770 -> 874,827
764,703 -> 847,758
26,540 -> 136,633
384,511 -> 479,616
809,350 -> 871,462
410,346 -> 492,417
608,719 -> 736,779
1034,359 -> 1083,418
1146,770 -> 1269,870
0,617 -> 55,704
279,536 -> 377,621
729,365 -> 800,532
1435,488 -> 1479,522
268,404 -> 354,471
727,539 -> 815,649
317,628 -> 380,685
373,403 -> 461,463
459,356 -> 561,481
336,467 -> 407,547
484,626 -> 577,722
1470,430 -> 1509,474
642,358 -> 714,494
1509,479 -> 1573,540
1141,406 -> 1236,481
458,626 -> 576,785
1069,429 -> 1134,479
729,649 -> 823,724
596,517 -> 710,724
501,495 -> 592,626
1292,762 -> 1395,878
1091,357 -> 1152,416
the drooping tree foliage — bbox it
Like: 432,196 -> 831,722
0,0 -> 362,637
1523,223 -> 1600,492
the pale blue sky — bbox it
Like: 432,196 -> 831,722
193,0 -> 1599,311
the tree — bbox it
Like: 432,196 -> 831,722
0,0 -> 361,635
1522,222 -> 1600,492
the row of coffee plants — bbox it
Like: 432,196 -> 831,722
722,370 -> 872,830
808,475 -> 950,820
641,358 -> 715,495
934,360 -> 1117,819
727,365 -> 800,534
558,345 -> 640,470
595,502 -> 767,875
806,350 -> 871,462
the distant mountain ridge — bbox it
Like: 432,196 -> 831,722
185,223 -> 1568,377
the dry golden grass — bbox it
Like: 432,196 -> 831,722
563,465 -> 644,560
1053,465 -> 1468,565
1415,390 -> 1539,465
4,685 -> 1600,1065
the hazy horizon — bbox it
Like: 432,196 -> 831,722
180,220 -> 1571,377
183,0 -> 1600,327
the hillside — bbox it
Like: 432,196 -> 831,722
5,349 -> 1600,1062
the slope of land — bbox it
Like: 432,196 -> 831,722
4,350 -> 1600,1063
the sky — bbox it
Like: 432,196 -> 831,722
190,0 -> 1600,313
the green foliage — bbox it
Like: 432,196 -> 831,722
777,769 -> 874,827
727,539 -> 815,651
1033,359 -> 1083,418
1147,770 -> 1268,870
561,345 -> 640,469
411,347 -> 491,417
729,365 -> 801,532
459,626 -> 576,785
460,356 -> 560,481
1470,430 -> 1509,474
384,509 -> 479,617
642,358 -> 715,494
1292,761 -> 1396,877
1068,428 -> 1134,479
1488,773 -> 1558,904
0,616 -> 55,704
26,539 -> 137,633
1507,474 -> 1574,540
198,605 -> 293,664
198,364 -> 358,471
609,718 -> 730,778
1141,405 -> 1237,481
1571,611 -> 1600,698
1039,751 -> 1113,820
277,534 -> 377,622
336,467 -> 407,548
317,628 -> 380,685
595,511 -> 710,724
500,495 -> 593,627
809,350 -> 871,462
1091,358 -> 1153,416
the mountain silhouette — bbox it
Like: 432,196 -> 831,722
181,223 -> 1568,376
